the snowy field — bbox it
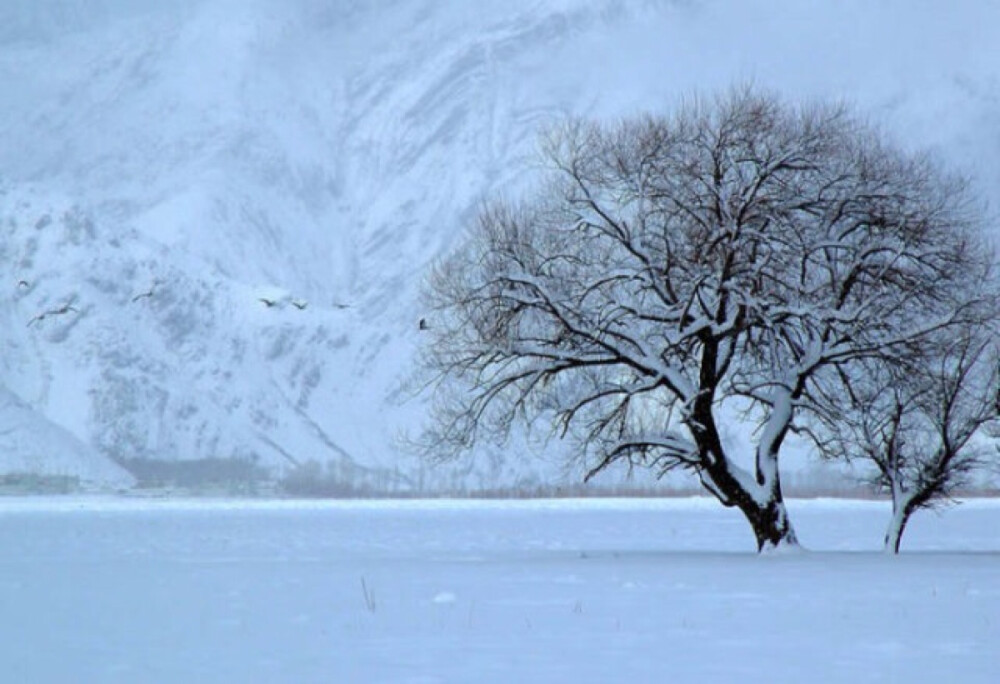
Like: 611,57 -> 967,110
0,498 -> 997,683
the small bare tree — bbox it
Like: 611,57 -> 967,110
421,87 -> 995,550
812,329 -> 999,552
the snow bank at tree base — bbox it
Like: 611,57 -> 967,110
0,499 -> 996,683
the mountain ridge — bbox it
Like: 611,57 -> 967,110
1,0 -> 998,490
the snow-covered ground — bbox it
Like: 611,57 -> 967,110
1,497 -> 997,683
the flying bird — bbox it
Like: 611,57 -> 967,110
28,303 -> 79,327
132,280 -> 159,302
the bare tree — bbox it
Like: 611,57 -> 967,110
421,87 -> 995,551
812,329 -> 998,552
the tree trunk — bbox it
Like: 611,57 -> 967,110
884,499 -> 913,554
699,452 -> 799,552
742,496 -> 799,552
690,396 -> 800,552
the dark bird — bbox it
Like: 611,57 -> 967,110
17,280 -> 29,289
419,318 -> 428,331
291,300 -> 308,310
259,297 -> 277,308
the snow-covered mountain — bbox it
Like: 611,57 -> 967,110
1,0 -> 998,490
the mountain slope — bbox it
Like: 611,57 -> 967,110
1,0 -> 998,490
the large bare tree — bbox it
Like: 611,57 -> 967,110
421,87 -> 995,550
